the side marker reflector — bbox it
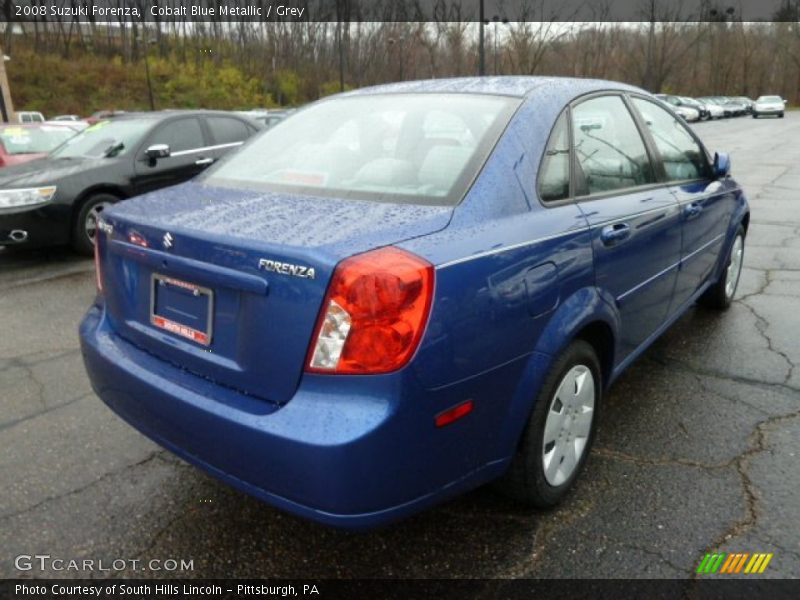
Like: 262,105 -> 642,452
435,400 -> 474,428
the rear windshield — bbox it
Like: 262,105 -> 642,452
51,119 -> 150,159
202,93 -> 520,206
757,96 -> 782,102
0,126 -> 75,155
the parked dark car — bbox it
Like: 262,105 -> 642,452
0,111 -> 261,254
717,96 -> 748,116
733,96 -> 755,114
81,77 -> 749,529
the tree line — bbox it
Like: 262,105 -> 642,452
4,1 -> 800,114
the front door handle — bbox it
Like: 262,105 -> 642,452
684,202 -> 703,218
195,157 -> 214,167
600,223 -> 631,246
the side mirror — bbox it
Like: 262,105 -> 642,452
714,152 -> 731,179
144,144 -> 170,162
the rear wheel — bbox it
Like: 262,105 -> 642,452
72,193 -> 118,256
497,340 -> 601,508
779,112 -> 785,118
698,226 -> 745,310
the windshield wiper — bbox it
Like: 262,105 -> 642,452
103,142 -> 125,157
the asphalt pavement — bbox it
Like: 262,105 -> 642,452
0,113 -> 798,580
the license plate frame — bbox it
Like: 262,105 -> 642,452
150,274 -> 214,346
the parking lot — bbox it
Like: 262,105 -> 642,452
0,113 -> 798,580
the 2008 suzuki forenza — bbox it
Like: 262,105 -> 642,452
80,77 -> 749,529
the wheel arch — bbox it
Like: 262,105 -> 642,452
70,185 -> 128,229
493,286 -> 619,462
573,320 -> 615,390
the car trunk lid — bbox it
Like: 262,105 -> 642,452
98,181 -> 450,405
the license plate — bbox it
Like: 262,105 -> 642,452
150,274 -> 213,346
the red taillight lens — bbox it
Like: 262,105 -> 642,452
306,246 -> 434,374
94,239 -> 104,293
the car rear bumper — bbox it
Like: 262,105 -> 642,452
79,306 -> 513,529
754,108 -> 783,114
0,204 -> 70,247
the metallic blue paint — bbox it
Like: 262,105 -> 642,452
80,77 -> 750,529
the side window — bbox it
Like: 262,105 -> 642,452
631,97 -> 710,182
147,118 -> 204,153
538,112 -> 570,203
572,95 -> 655,196
206,117 -> 251,146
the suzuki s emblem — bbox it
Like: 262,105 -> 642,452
258,258 -> 316,280
163,232 -> 174,250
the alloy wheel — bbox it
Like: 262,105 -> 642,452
85,201 -> 112,244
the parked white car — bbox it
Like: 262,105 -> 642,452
699,100 -> 725,119
673,105 -> 700,122
753,95 -> 785,118
655,94 -> 700,122
16,111 -> 45,123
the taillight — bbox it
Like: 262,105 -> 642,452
94,238 -> 104,293
306,246 -> 434,374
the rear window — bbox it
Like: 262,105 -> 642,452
0,126 -> 75,155
202,93 -> 520,206
758,96 -> 782,102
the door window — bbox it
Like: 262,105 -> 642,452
538,112 -> 570,203
146,118 -> 204,154
572,95 -> 655,196
206,117 -> 252,146
631,97 -> 710,182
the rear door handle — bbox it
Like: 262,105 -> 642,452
195,157 -> 214,166
600,223 -> 631,246
684,202 -> 703,218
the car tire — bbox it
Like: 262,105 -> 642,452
72,193 -> 118,256
497,340 -> 601,508
753,114 -> 758,119
698,225 -> 745,310
779,112 -> 784,118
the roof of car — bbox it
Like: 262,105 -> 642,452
111,110 -> 256,122
347,76 -> 645,100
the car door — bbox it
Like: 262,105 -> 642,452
203,115 -> 257,163
132,116 -> 210,196
571,94 -> 683,360
629,96 -> 732,310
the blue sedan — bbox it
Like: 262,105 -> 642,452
80,77 -> 749,529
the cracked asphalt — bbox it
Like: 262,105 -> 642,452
0,114 -> 798,580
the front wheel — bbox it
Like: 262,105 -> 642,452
698,226 -> 745,310
72,193 -> 118,256
497,340 -> 601,508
